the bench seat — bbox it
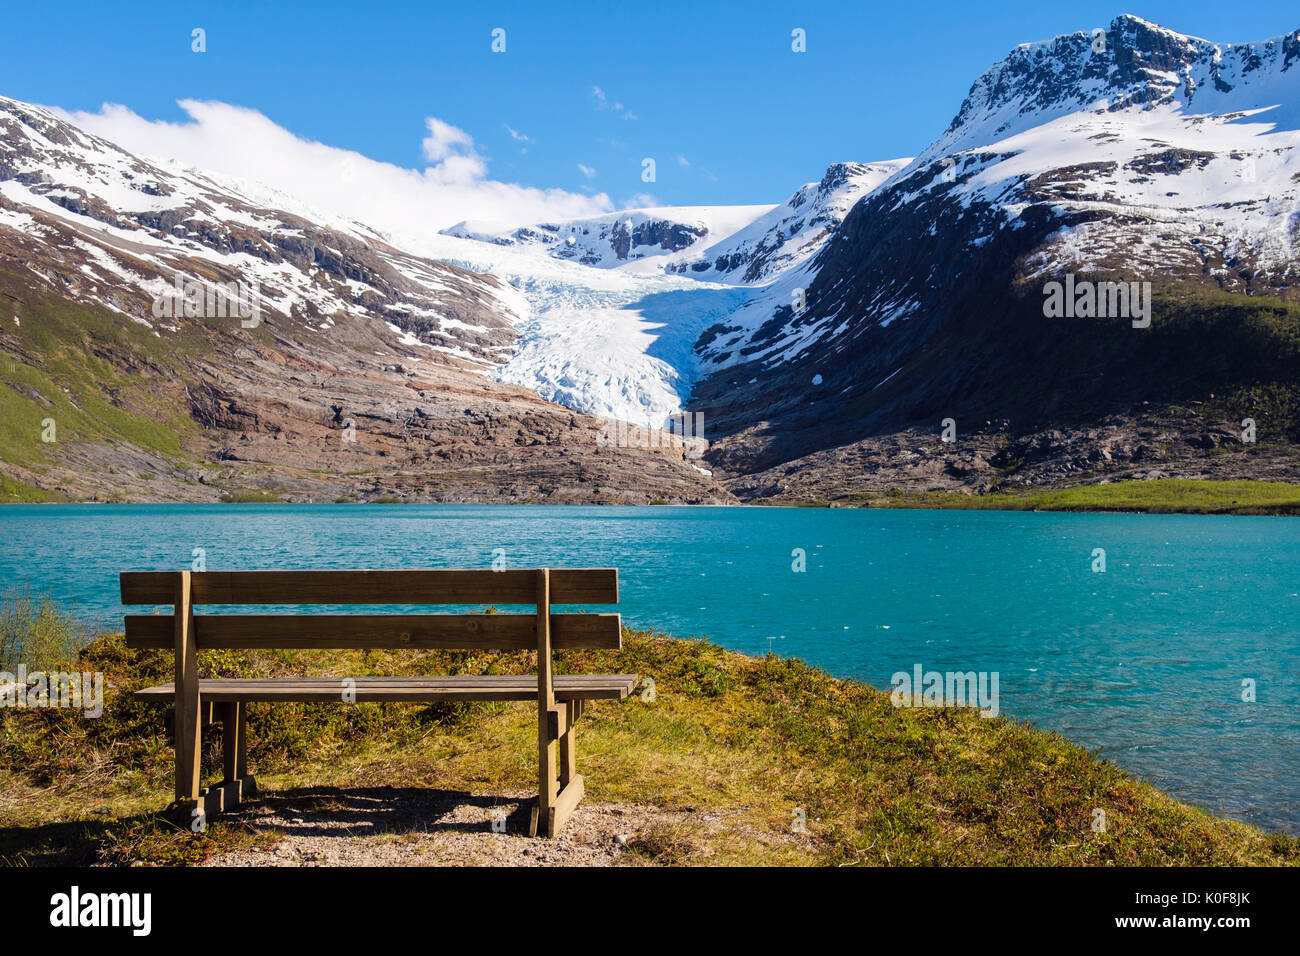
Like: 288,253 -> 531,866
136,674 -> 639,703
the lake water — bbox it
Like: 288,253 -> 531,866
2,503 -> 1297,832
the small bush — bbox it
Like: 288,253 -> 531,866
0,590 -> 88,673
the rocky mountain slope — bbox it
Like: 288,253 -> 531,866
689,15 -> 1300,496
0,97 -> 728,503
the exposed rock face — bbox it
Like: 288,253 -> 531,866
666,159 -> 909,284
443,210 -> 722,267
0,262 -> 730,504
722,416 -> 1300,503
609,218 -> 705,259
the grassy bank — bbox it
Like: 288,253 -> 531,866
8,477 -> 1300,513
1,619 -> 1295,867
785,478 -> 1300,515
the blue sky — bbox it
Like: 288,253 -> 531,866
2,1 -> 1298,207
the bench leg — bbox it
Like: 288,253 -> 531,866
560,699 -> 580,787
530,704 -> 560,837
530,699 -> 585,837
172,572 -> 203,826
550,699 -> 584,836
216,702 -> 255,808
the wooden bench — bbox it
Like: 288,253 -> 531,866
121,568 -> 635,837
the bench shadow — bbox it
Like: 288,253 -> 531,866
0,787 -> 536,863
243,785 -> 536,838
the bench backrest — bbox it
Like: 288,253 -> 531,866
120,568 -> 620,651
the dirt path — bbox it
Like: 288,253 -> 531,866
199,785 -> 745,866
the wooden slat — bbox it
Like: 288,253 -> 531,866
120,569 -> 618,606
134,675 -> 640,703
124,612 -> 622,650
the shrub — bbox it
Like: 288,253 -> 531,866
0,589 -> 88,673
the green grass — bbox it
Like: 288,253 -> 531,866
0,268 -> 202,481
0,607 -> 1294,866
0,474 -> 68,504
810,479 -> 1300,515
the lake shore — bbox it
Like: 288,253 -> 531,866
763,478 -> 1300,516
1,626 -> 1295,866
5,476 -> 1300,515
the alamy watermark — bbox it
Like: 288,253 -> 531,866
596,412 -> 706,459
1,665 -> 104,717
50,886 -> 150,936
1042,274 -> 1150,328
890,663 -> 1000,717
152,274 -> 261,328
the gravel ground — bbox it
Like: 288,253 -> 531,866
199,785 -> 760,866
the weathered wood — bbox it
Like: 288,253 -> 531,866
215,778 -> 243,807
548,774 -> 585,837
218,701 -> 240,796
233,702 -> 248,781
532,568 -> 558,838
124,612 -> 622,651
121,568 -> 618,606
560,699 -> 579,787
202,785 -> 225,816
169,788 -> 223,829
173,572 -> 201,806
135,675 -> 639,703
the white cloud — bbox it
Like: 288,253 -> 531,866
577,163 -> 597,180
676,154 -> 691,167
504,124 -> 531,143
421,117 -> 475,161
54,99 -> 612,235
593,87 -> 636,120
419,118 -> 486,183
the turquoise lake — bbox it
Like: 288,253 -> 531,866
2,503 -> 1297,832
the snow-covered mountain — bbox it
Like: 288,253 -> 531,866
443,205 -> 773,270
0,93 -> 784,449
0,96 -> 529,368
692,14 -> 1300,477
665,160 -> 909,284
438,10 -> 1300,457
696,16 -> 1300,389
443,159 -> 909,287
